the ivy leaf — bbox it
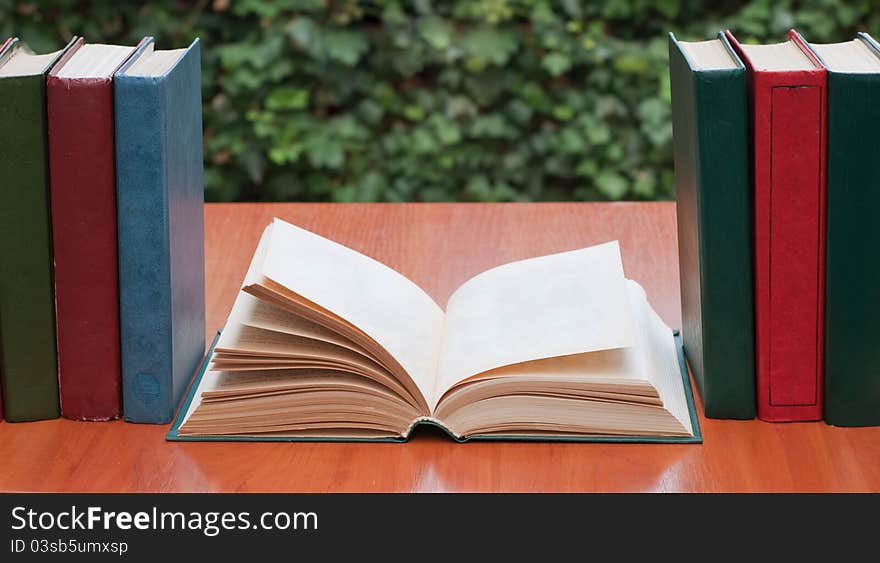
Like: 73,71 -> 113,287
265,87 -> 309,111
542,52 -> 572,77
240,148 -> 266,184
404,104 -> 426,121
288,17 -> 317,47
552,104 -> 575,121
461,26 -> 519,68
307,137 -> 345,169
418,16 -> 454,50
361,173 -> 388,201
596,171 -> 629,199
432,117 -> 462,145
656,0 -> 681,19
323,29 -> 369,65
232,0 -> 288,18
614,53 -> 649,74
586,122 -> 611,145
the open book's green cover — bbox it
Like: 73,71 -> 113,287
167,330 -> 702,444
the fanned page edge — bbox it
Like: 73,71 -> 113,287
254,218 -> 445,411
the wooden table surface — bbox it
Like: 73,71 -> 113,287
1,202 -> 878,492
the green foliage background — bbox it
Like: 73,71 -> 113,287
2,1 -> 877,202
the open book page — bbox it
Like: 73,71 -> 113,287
256,219 -> 445,408
432,241 -> 635,409
434,279 -> 692,437
629,282 -> 693,435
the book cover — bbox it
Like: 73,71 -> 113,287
168,331 -> 701,444
114,38 -> 206,424
0,36 -> 7,422
726,29 -> 826,422
0,37 -> 76,422
802,32 -> 880,426
47,38 -> 144,420
668,32 -> 756,419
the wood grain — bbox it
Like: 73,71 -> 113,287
1,202 -> 878,492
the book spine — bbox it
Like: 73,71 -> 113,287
0,74 -> 61,421
115,75 -> 174,424
47,75 -> 122,420
738,55 -> 827,422
669,34 -> 756,419
0,37 -> 7,421
822,67 -> 880,426
163,42 -> 207,420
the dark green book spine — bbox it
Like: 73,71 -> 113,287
0,69 -> 61,421
822,42 -> 880,426
669,33 -> 756,419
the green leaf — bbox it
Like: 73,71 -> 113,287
418,16 -> 454,50
265,87 -> 310,111
633,170 -> 657,198
656,0 -> 681,19
323,29 -> 369,66
586,122 -> 611,145
461,26 -> 519,68
614,53 -> 650,74
596,171 -> 629,199
410,129 -> 438,154
576,159 -> 598,177
288,17 -> 317,46
432,117 -> 462,145
552,104 -> 575,121
307,137 -> 345,169
403,104 -> 426,121
542,52 -> 572,76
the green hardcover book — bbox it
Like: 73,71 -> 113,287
0,38 -> 74,421
668,32 -> 756,419
804,33 -> 880,426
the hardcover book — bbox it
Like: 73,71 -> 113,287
803,32 -> 880,426
170,219 -> 701,443
47,38 -> 141,420
0,36 -> 6,422
668,32 -> 756,419
115,38 -> 206,424
0,37 -> 75,421
726,30 -> 826,422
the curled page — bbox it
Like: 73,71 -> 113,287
434,240 -> 635,407
258,218 -> 446,406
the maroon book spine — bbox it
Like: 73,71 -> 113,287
47,40 -> 123,420
726,30 -> 827,421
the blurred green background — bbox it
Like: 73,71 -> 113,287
2,1 -> 877,202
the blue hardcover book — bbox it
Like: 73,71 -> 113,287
114,38 -> 206,423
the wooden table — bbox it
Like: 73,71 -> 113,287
1,202 -> 878,492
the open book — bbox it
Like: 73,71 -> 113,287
170,219 -> 699,442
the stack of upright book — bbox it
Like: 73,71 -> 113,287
0,36 -> 206,424
671,29 -> 880,426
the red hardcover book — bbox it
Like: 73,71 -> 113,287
47,39 -> 140,420
0,34 -> 10,422
725,30 -> 826,422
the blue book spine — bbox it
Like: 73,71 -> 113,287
115,39 -> 205,423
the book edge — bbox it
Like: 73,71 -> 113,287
167,331 -> 701,444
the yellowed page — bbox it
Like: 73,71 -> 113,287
231,292 -> 376,358
259,219 -> 445,406
433,240 -> 634,408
